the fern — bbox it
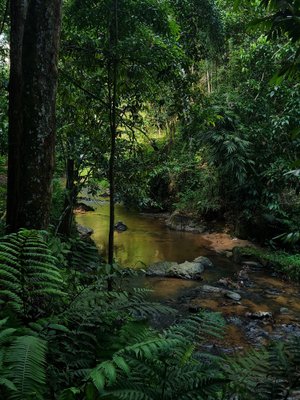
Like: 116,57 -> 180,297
223,336 -> 300,399
223,348 -> 269,399
0,318 -> 17,396
6,335 -> 47,400
68,237 -> 100,272
87,311 -> 226,400
42,284 -> 174,393
0,229 -> 65,320
0,317 -> 47,400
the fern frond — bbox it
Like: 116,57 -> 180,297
0,230 -> 65,319
100,389 -> 153,400
6,335 -> 47,400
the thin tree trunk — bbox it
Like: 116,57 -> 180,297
57,159 -> 76,236
6,0 -> 62,232
107,0 -> 118,290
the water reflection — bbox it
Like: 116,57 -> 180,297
76,201 -> 213,267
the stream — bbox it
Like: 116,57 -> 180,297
77,200 -> 300,351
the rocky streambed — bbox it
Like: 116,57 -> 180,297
143,251 -> 300,352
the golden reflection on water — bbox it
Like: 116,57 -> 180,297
76,201 -> 213,267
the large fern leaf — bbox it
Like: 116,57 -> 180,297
0,229 -> 65,319
6,335 -> 47,400
88,312 -> 226,399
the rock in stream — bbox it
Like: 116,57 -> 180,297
146,257 -> 213,280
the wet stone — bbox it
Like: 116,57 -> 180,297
242,261 -> 263,271
280,307 -> 290,315
77,224 -> 94,238
193,256 -> 214,268
202,285 -> 224,293
225,291 -> 241,302
146,261 -> 177,277
146,260 -> 206,280
169,261 -> 205,279
227,316 -> 243,326
245,322 -> 270,344
218,277 -> 240,290
271,324 -> 300,341
114,221 -> 128,232
245,311 -> 272,319
288,390 -> 300,400
264,288 -> 283,297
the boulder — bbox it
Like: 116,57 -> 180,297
77,224 -> 94,238
166,212 -> 207,233
114,221 -> 128,232
193,256 -> 214,268
146,261 -> 178,277
146,260 -> 205,280
168,261 -> 204,280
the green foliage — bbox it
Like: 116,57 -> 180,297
5,335 -> 47,400
173,156 -> 221,215
179,9 -> 300,234
0,229 -> 65,320
254,0 -> 300,81
50,178 -> 66,227
2,0 -> 300,397
173,0 -> 225,60
224,336 -> 300,399
87,312 -> 226,399
0,229 -> 299,399
0,318 -> 47,400
47,233 -> 101,272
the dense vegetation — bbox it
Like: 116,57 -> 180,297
0,0 -> 300,398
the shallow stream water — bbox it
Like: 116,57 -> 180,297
77,201 -> 300,349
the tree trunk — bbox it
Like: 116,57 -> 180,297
6,0 -> 62,232
107,0 -> 118,290
6,0 -> 27,233
57,159 -> 76,236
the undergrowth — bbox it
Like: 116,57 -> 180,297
0,230 -> 299,399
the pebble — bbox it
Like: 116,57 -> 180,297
280,307 -> 290,315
